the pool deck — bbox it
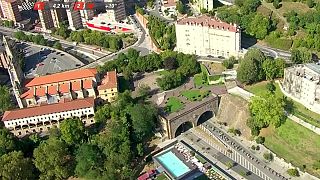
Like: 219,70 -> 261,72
154,148 -> 198,180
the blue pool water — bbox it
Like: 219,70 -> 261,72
156,151 -> 190,178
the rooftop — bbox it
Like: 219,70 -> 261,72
2,97 -> 95,121
163,0 -> 176,7
24,68 -> 97,87
98,70 -> 118,90
176,15 -> 238,32
305,63 -> 320,75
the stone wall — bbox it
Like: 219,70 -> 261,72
216,94 -> 251,139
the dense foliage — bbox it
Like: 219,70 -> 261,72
14,31 -> 48,46
147,15 -> 176,50
98,49 -> 200,90
216,0 -> 274,40
69,29 -> 125,51
237,49 -> 285,84
0,85 -> 13,115
285,8 -> 320,52
248,93 -> 286,136
2,20 -> 14,28
0,91 -> 158,179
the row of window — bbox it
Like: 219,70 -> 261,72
6,108 -> 94,126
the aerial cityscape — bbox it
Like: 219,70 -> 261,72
0,0 -> 319,179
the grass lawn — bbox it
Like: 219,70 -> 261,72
157,70 -> 170,76
195,155 -> 207,164
194,74 -> 210,87
165,97 -> 184,113
209,75 -> 222,81
262,119 -> 320,177
245,81 -> 320,128
194,64 -> 211,87
156,173 -> 169,180
181,90 -> 210,101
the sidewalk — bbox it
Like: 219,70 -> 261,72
215,120 -> 319,180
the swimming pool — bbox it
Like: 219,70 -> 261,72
155,151 -> 190,178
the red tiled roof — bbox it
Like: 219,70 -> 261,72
83,79 -> 93,89
177,15 -> 238,32
59,83 -> 70,93
2,97 -> 95,121
21,88 -> 34,99
163,0 -> 175,7
98,70 -> 117,90
36,87 -> 46,97
25,68 -> 97,87
71,81 -> 81,91
47,85 -> 58,95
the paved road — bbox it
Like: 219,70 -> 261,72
0,26 -> 108,63
146,0 -> 175,23
179,130 -> 262,180
201,120 -> 287,180
82,14 -> 152,68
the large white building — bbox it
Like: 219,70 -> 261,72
175,15 -> 241,58
1,97 -> 95,137
282,63 -> 320,114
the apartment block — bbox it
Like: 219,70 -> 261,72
282,63 -> 320,114
51,8 -> 67,28
2,97 -> 95,137
175,15 -> 241,58
38,9 -> 54,32
0,0 -> 21,22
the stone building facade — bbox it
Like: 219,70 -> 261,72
282,63 -> 320,114
175,15 -> 241,58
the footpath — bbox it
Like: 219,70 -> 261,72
226,82 -> 320,180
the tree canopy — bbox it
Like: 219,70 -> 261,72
0,151 -> 35,180
248,93 -> 286,135
0,85 -> 13,115
60,118 -> 85,145
33,138 -> 74,180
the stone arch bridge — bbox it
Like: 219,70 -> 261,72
160,95 -> 219,139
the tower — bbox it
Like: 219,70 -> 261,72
3,36 -> 24,108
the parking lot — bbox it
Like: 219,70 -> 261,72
19,43 -> 84,78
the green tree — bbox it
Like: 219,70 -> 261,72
256,136 -> 265,144
263,58 -> 277,80
33,138 -> 74,180
164,57 -> 178,70
0,128 -> 16,157
137,143 -> 144,157
237,49 -> 266,84
75,143 -> 104,179
250,94 -> 286,128
266,81 -> 276,93
273,0 -> 281,9
0,151 -> 35,180
275,58 -> 286,78
53,41 -> 62,50
225,161 -> 234,169
60,118 -> 85,145
263,152 -> 274,161
307,0 -> 314,8
290,48 -> 312,64
176,1 -> 187,14
287,168 -> 299,177
128,104 -> 157,142
237,58 -> 259,84
94,104 -> 112,123
14,31 -> 27,41
222,56 -> 237,69
0,85 -> 13,114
